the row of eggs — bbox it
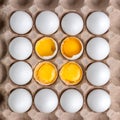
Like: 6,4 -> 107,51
10,10 -> 110,35
9,61 -> 110,86
9,36 -> 110,60
8,88 -> 111,113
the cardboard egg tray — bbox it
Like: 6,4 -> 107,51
0,0 -> 120,120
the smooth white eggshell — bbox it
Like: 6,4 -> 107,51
86,12 -> 110,35
87,89 -> 111,112
86,62 -> 110,86
10,11 -> 33,34
9,61 -> 32,85
9,37 -> 32,60
35,11 -> 59,35
60,89 -> 83,113
34,89 -> 58,113
61,13 -> 83,35
8,88 -> 32,113
86,37 -> 110,60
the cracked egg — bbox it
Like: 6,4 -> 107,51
34,61 -> 58,85
61,37 -> 83,60
59,62 -> 83,85
35,37 -> 58,60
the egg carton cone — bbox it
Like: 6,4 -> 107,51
0,0 -> 120,120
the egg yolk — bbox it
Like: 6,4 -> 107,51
34,62 -> 58,85
61,37 -> 83,58
35,37 -> 56,57
60,62 -> 83,85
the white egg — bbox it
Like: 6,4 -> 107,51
35,11 -> 59,35
86,62 -> 110,86
61,13 -> 83,35
10,11 -> 33,34
86,37 -> 110,60
9,61 -> 32,85
60,89 -> 83,113
9,37 -> 32,60
8,88 -> 32,113
34,89 -> 58,113
87,89 -> 111,112
86,12 -> 110,35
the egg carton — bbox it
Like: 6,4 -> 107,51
0,0 -> 120,120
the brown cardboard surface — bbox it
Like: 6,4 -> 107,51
0,0 -> 120,120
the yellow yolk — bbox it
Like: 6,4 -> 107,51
35,37 -> 56,57
61,37 -> 83,58
60,62 -> 83,85
34,62 -> 58,85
